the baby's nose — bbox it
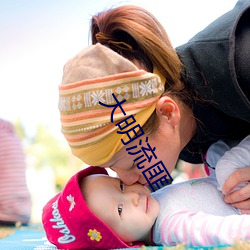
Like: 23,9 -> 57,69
126,191 -> 140,206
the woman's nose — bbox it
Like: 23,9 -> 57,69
114,169 -> 140,185
122,174 -> 140,185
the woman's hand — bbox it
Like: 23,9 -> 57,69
223,166 -> 250,214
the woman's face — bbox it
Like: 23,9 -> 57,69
100,94 -> 187,186
99,61 -> 182,186
100,131 -> 181,186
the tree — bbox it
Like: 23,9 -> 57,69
14,120 -> 86,191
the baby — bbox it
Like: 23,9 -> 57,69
42,135 -> 250,249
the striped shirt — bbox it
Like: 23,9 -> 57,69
0,119 -> 31,224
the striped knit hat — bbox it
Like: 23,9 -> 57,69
59,43 -> 165,165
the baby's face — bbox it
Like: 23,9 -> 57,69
84,174 -> 160,244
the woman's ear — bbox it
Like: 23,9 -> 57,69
156,96 -> 180,126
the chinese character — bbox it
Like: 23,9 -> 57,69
126,137 -> 157,169
99,93 -> 173,189
116,115 -> 136,130
142,161 -> 173,191
99,93 -> 126,123
116,117 -> 144,145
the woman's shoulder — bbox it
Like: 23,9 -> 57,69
176,0 -> 250,123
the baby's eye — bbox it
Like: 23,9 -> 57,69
118,204 -> 123,216
120,180 -> 124,191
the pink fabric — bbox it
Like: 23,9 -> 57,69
160,210 -> 250,246
0,119 -> 31,224
203,152 -> 211,176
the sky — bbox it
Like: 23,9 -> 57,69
0,0 -> 238,140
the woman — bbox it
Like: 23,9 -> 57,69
59,1 -> 250,211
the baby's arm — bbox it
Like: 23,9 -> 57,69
205,139 -> 231,178
159,210 -> 250,247
215,135 -> 250,193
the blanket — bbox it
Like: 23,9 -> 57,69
0,225 -> 248,250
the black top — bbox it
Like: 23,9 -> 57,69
176,0 -> 250,164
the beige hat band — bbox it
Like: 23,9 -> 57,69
60,70 -> 149,92
59,70 -> 163,116
59,70 -> 164,136
61,99 -> 160,149
60,96 -> 160,129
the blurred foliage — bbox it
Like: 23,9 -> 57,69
14,118 -> 26,139
13,120 -> 86,191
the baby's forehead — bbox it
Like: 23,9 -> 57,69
80,174 -> 117,200
82,174 -> 120,185
86,173 -> 115,180
81,175 -> 121,200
